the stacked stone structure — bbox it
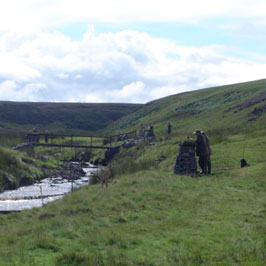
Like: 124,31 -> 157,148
174,142 -> 197,176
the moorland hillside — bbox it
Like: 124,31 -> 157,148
107,79 -> 266,136
0,101 -> 142,133
0,79 -> 265,265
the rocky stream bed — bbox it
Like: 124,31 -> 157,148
0,162 -> 98,213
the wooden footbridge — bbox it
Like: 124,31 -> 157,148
13,131 -> 137,150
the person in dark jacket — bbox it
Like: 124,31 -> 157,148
167,121 -> 172,135
202,131 -> 211,174
149,124 -> 155,140
44,130 -> 49,143
139,123 -> 145,138
194,129 -> 209,174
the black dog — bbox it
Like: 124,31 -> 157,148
240,158 -> 250,168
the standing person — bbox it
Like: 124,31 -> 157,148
149,124 -> 155,140
167,121 -> 172,135
32,128 -> 39,143
44,130 -> 49,143
26,131 -> 31,142
202,131 -> 211,174
194,129 -> 209,174
139,123 -> 145,138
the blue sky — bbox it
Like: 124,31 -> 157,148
57,19 -> 266,56
0,0 -> 265,103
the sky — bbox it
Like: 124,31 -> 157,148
0,0 -> 266,103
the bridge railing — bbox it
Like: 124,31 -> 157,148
25,131 -> 137,147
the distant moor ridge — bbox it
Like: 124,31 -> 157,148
0,102 -> 142,133
1,79 -> 266,134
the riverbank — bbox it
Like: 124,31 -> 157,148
0,147 -> 44,191
0,161 -> 98,212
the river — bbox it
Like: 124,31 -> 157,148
0,163 -> 98,213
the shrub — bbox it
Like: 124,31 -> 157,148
90,172 -> 100,185
112,158 -> 155,176
0,147 -> 43,191
89,166 -> 112,186
56,251 -> 104,266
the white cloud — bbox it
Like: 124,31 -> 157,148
1,1 -> 266,31
0,54 -> 41,82
0,27 -> 265,103
0,80 -> 47,101
56,73 -> 69,79
0,80 -> 18,100
112,81 -> 146,103
150,85 -> 187,100
74,74 -> 82,79
84,94 -> 103,103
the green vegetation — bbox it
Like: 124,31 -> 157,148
0,147 -> 43,191
107,79 -> 266,135
0,101 -> 142,133
0,132 -> 265,265
0,79 -> 265,265
0,132 -> 25,148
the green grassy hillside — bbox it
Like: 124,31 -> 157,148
107,79 -> 266,136
0,135 -> 265,265
0,79 -> 265,265
0,102 -> 142,133
0,147 -> 44,191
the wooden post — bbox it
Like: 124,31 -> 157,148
40,186 -> 44,207
71,135 -> 73,146
71,170 -> 74,192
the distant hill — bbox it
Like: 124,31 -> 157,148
0,102 -> 142,133
2,79 -> 266,136
107,79 -> 266,135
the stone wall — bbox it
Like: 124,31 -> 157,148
174,143 -> 197,176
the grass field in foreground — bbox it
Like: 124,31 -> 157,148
0,79 -> 266,265
0,131 -> 265,266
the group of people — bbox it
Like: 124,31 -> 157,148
26,128 -> 49,143
138,121 -> 212,175
139,123 -> 155,140
26,128 -> 40,143
139,121 -> 172,139
194,129 -> 211,174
